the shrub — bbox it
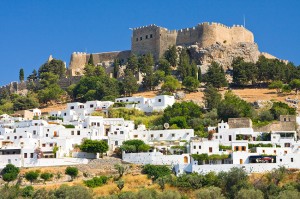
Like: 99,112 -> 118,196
40,172 -> 53,183
65,167 -> 78,180
194,186 -> 225,199
25,171 -> 39,184
142,165 -> 171,180
1,164 -> 20,183
235,188 -> 264,199
84,176 -> 109,188
22,186 -> 34,198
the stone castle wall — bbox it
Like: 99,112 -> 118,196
131,22 -> 254,59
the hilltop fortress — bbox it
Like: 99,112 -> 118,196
69,22 -> 269,76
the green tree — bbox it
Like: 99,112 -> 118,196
204,85 -> 222,110
142,165 -> 171,180
289,79 -> 300,94
194,186 -> 225,199
161,75 -> 181,92
65,167 -> 78,181
178,48 -> 191,80
235,189 -> 264,199
114,164 -> 127,179
182,76 -> 199,92
12,94 -> 39,111
198,67 -> 202,82
164,45 -> 178,67
123,71 -> 139,96
276,190 -> 300,199
156,176 -> 171,192
269,81 -> 284,93
40,172 -> 53,183
138,53 -> 154,73
270,102 -> 296,120
22,186 -> 34,198
53,184 -> 93,199
80,139 -> 109,157
88,54 -> 94,65
27,69 -> 38,81
232,57 -> 258,86
158,58 -> 171,76
38,59 -> 66,78
19,68 -> 24,82
127,54 -> 139,74
120,139 -> 150,153
113,59 -> 121,78
204,62 -> 228,88
217,91 -> 254,121
116,179 -> 125,191
1,164 -> 20,183
25,171 -> 39,184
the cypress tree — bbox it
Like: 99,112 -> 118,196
19,68 -> 24,82
88,54 -> 94,66
198,67 -> 202,82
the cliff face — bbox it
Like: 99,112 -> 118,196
187,42 -> 261,72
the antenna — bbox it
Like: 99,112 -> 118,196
243,15 -> 246,28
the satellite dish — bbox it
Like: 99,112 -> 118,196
164,123 -> 169,129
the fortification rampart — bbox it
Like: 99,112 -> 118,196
131,22 -> 254,59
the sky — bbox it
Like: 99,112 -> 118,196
0,0 -> 299,85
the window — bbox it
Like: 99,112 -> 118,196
77,131 -> 80,135
14,136 -> 17,139
193,146 -> 196,149
242,146 -> 246,151
90,104 -> 94,108
33,130 -> 36,135
280,159 -> 282,162
114,131 -> 117,135
199,146 -> 201,149
50,143 -> 53,147
19,136 -> 22,139
215,136 -> 218,139
220,136 -> 222,139
262,150 -> 265,153
151,134 -> 154,138
71,131 -> 74,135
64,113 -> 67,116
172,134 -> 175,137
274,150 -> 276,154
158,99 -> 161,102
47,129 -> 49,132
291,158 -> 294,162
70,106 -> 74,109
284,150 -> 287,154
229,135 -> 232,141
209,147 -> 213,153
24,153 -> 27,158
7,136 -> 9,139
134,135 -> 138,138
115,141 -> 118,146
140,37 -> 142,41
150,34 -> 153,38
120,131 -> 124,134
160,134 -> 163,137
46,134 -> 48,137
42,144 -> 46,147
146,35 -> 148,39
30,153 -> 34,158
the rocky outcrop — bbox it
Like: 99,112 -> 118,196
187,42 -> 261,72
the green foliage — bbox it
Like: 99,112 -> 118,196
164,45 -> 178,67
204,85 -> 222,110
116,179 -> 125,191
12,94 -> 39,111
158,58 -> 171,75
126,54 -> 139,74
22,186 -> 34,197
27,69 -> 38,81
204,62 -> 228,88
182,76 -> 199,92
88,54 -> 94,65
232,57 -> 258,86
62,124 -> 75,128
161,75 -> 181,92
114,164 -> 127,178
248,143 -> 275,148
270,101 -> 296,120
80,139 -> 109,155
65,167 -> 78,180
38,84 -> 64,104
289,79 -> 300,94
52,184 -> 93,199
198,67 -> 202,82
178,48 -> 191,80
156,175 -> 171,191
276,189 -> 300,199
25,171 -> 39,184
84,64 -> 105,77
72,75 -> 119,102
142,165 -> 171,180
113,59 -> 121,78
269,81 -> 284,93
157,190 -> 182,199
194,186 -> 225,199
19,68 -> 24,82
84,176 -> 109,188
122,71 -> 139,96
235,188 -> 264,199
38,59 -> 66,78
219,145 -> 232,150
218,167 -> 250,198
1,164 -> 20,183
120,139 -> 150,153
40,172 -> 53,182
217,91 -> 254,121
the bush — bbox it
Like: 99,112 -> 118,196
194,186 -> 225,199
142,165 -> 171,180
25,171 -> 39,184
65,167 -> 78,180
40,172 -> 53,182
84,176 -> 109,188
1,164 -> 20,183
22,186 -> 34,197
235,188 -> 264,199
